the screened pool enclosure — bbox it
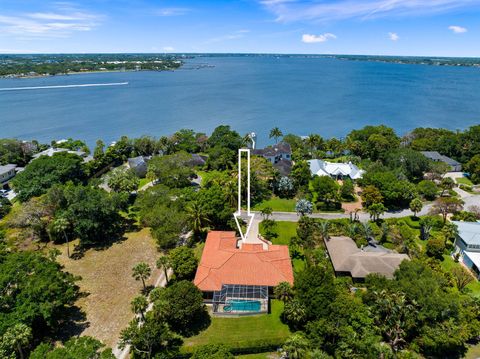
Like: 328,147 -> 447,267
212,284 -> 269,314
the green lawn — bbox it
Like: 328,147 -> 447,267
253,197 -> 297,212
183,300 -> 290,354
259,221 -> 305,272
465,343 -> 480,359
137,177 -> 151,189
440,254 -> 480,298
236,353 -> 278,359
456,177 -> 473,186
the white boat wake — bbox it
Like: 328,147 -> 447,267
0,82 -> 129,91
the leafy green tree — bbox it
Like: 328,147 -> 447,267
207,125 -> 243,152
0,251 -> 79,340
417,180 -> 438,200
347,125 -> 400,161
305,134 -> 324,155
311,176 -> 339,206
367,203 -> 387,222
11,152 -> 85,202
440,177 -> 455,196
371,290 -> 415,354
409,198 -> 423,218
361,185 -> 383,207
340,179 -> 355,201
260,206 -> 273,220
465,154 -> 480,184
0,139 -> 34,166
282,333 -> 310,359
0,323 -> 32,359
451,266 -> 474,292
94,139 -> 105,159
0,197 -> 12,219
170,129 -> 200,153
107,168 -> 139,193
385,149 -> 430,182
30,336 -> 114,359
168,246 -> 198,281
147,152 -> 194,188
442,222 -> 459,242
156,256 -> 170,285
426,236 -> 446,258
132,262 -> 151,292
49,184 -> 128,246
131,295 -> 149,321
291,161 -> 311,191
274,281 -> 294,303
296,199 -> 313,216
191,344 -> 233,359
196,183 -> 235,229
430,197 -> 464,223
132,136 -> 158,156
119,315 -> 181,359
152,281 -> 208,336
269,127 -> 284,144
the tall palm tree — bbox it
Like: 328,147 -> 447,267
305,134 -> 322,155
269,127 -> 283,144
319,221 -> 330,242
186,200 -> 211,238
224,179 -> 238,208
53,216 -> 71,258
131,295 -> 148,321
132,262 -> 151,292
274,281 -> 293,303
156,256 -> 170,285
347,223 -> 358,239
282,333 -> 310,359
362,222 -> 373,242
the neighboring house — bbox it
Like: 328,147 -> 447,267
194,231 -> 294,315
0,164 -> 17,189
421,151 -> 462,172
308,159 -> 365,180
452,221 -> 480,278
32,147 -> 92,163
253,142 -> 292,164
253,142 -> 292,175
188,154 -> 207,167
325,236 -> 409,281
127,156 -> 148,178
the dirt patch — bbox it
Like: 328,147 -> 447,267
57,228 -> 160,347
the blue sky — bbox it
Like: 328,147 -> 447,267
0,0 -> 479,56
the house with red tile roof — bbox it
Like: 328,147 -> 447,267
194,231 -> 294,314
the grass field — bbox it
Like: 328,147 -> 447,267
183,300 -> 290,353
56,228 -> 161,347
253,197 -> 297,212
456,177 -> 474,186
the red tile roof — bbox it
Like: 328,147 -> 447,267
194,231 -> 294,292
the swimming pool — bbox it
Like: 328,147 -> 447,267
223,299 -> 262,312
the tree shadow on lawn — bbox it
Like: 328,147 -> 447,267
53,304 -> 90,342
70,217 -> 140,259
181,309 -> 212,338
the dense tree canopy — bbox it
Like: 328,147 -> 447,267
12,152 -> 86,202
147,151 -> 194,188
0,139 -> 35,166
347,125 -> 400,161
30,337 -> 114,359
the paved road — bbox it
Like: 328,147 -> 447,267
259,191 -> 480,223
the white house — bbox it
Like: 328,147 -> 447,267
0,164 -> 17,188
453,221 -> 480,278
308,159 -> 365,180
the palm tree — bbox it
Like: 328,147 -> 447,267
53,216 -> 71,258
186,200 -> 210,238
362,222 -> 373,242
260,206 -> 273,220
269,127 -> 283,144
274,281 -> 293,303
347,223 -> 358,239
409,198 -> 423,218
132,262 -> 151,292
156,256 -> 170,285
224,179 -> 238,208
319,221 -> 330,242
131,295 -> 148,321
305,134 -> 322,155
282,333 -> 310,359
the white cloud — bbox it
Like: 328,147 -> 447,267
155,8 -> 191,16
0,4 -> 102,37
449,25 -> 467,33
163,46 -> 175,52
261,0 -> 480,23
302,33 -> 336,43
389,32 -> 400,41
205,30 -> 250,44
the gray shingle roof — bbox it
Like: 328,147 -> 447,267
325,236 -> 409,279
420,151 -> 461,166
452,221 -> 480,246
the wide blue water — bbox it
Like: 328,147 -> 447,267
1,56 -> 480,148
